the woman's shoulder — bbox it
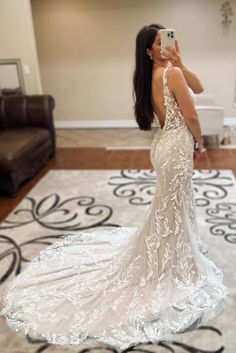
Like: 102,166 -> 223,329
167,66 -> 184,79
167,66 -> 187,90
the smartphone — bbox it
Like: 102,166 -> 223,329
160,29 -> 176,58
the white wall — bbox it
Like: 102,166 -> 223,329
31,0 -> 236,124
0,0 -> 42,94
5,0 -> 235,126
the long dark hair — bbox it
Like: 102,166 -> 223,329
133,24 -> 166,130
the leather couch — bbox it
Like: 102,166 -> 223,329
0,95 -> 56,196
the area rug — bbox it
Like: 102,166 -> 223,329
0,169 -> 235,353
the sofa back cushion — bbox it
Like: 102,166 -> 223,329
0,95 -> 55,130
0,96 -> 28,128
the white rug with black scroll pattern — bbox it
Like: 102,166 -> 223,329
0,169 -> 235,353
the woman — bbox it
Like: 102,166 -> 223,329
0,24 -> 227,350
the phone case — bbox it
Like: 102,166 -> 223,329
160,29 -> 176,58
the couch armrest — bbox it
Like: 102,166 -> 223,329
27,95 -> 56,155
27,95 -> 55,127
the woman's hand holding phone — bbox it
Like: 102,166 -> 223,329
162,39 -> 183,68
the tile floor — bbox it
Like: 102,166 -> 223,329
56,126 -> 236,149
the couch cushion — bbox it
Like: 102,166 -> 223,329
0,127 -> 50,170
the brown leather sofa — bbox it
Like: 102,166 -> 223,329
0,95 -> 56,196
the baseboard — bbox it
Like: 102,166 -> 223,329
55,117 -> 236,129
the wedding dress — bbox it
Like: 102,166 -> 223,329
0,66 -> 228,350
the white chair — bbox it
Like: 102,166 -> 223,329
194,94 -> 224,148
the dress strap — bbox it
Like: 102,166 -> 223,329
162,66 -> 169,88
163,66 -> 170,107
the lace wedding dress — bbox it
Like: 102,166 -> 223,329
0,66 -> 228,349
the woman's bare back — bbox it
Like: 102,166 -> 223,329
151,66 -> 175,129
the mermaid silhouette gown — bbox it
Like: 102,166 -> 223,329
0,66 -> 228,349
